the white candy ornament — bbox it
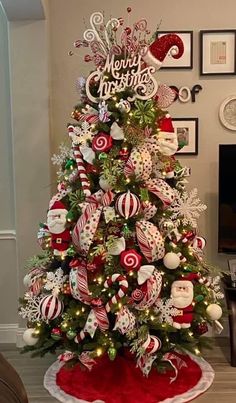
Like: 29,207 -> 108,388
206,304 -> 223,321
115,191 -> 141,219
110,122 -> 124,140
163,252 -> 180,270
23,328 -> 39,346
99,176 -> 112,191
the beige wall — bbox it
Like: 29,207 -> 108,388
9,19 -> 51,315
44,0 -> 236,271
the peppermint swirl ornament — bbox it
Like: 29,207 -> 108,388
115,191 -> 141,219
92,132 -> 113,152
120,249 -> 142,272
131,288 -> 144,302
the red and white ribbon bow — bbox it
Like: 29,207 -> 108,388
72,190 -> 114,256
162,352 -> 187,383
83,298 -> 109,338
78,351 -> 96,371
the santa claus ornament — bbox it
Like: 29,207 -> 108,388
170,276 -> 196,329
47,200 -> 71,257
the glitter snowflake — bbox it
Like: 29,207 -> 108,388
51,144 -> 74,166
70,121 -> 96,145
19,293 -> 42,322
169,188 -> 207,228
205,276 -> 224,301
44,268 -> 68,294
154,298 -> 181,325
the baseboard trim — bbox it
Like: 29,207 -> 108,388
0,323 -> 18,343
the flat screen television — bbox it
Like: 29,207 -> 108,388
218,144 -> 236,253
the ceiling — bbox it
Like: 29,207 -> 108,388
1,0 -> 45,20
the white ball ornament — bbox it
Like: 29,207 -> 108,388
23,328 -> 39,346
206,304 -> 223,321
163,252 -> 180,270
99,176 -> 112,191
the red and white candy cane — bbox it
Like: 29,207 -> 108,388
72,144 -> 91,196
74,330 -> 87,343
104,274 -> 129,312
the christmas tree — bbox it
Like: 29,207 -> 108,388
19,10 -> 223,378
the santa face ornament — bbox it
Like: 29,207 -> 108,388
47,209 -> 67,234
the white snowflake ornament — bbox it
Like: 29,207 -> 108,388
154,298 -> 181,325
19,293 -> 42,322
44,268 -> 68,295
168,188 -> 207,228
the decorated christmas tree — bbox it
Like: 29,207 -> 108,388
20,9 -> 223,390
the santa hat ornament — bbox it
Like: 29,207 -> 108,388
157,114 -> 178,156
143,33 -> 184,71
49,200 -> 67,215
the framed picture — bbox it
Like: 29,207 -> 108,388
228,259 -> 236,286
157,31 -> 193,69
200,30 -> 236,75
172,118 -> 198,155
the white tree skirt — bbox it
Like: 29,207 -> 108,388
44,353 -> 214,403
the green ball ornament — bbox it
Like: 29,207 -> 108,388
66,329 -> 77,340
98,152 -> 108,160
108,347 -> 117,361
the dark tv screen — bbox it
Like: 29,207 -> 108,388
218,144 -> 236,253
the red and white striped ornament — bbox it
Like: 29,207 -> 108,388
72,144 -> 91,196
115,191 -> 141,219
39,295 -> 63,320
104,274 -> 129,312
120,249 -> 142,272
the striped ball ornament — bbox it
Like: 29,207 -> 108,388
115,191 -> 141,219
39,295 -> 64,320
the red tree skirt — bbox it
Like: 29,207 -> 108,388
44,352 -> 214,403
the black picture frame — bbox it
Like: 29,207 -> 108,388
156,31 -> 193,69
200,30 -> 236,75
172,118 -> 198,155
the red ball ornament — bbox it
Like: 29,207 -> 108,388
51,327 -> 63,341
115,190 -> 141,219
125,27 -> 132,35
120,249 -> 142,272
92,132 -> 113,153
39,295 -> 63,320
196,322 -> 208,335
119,148 -> 130,161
